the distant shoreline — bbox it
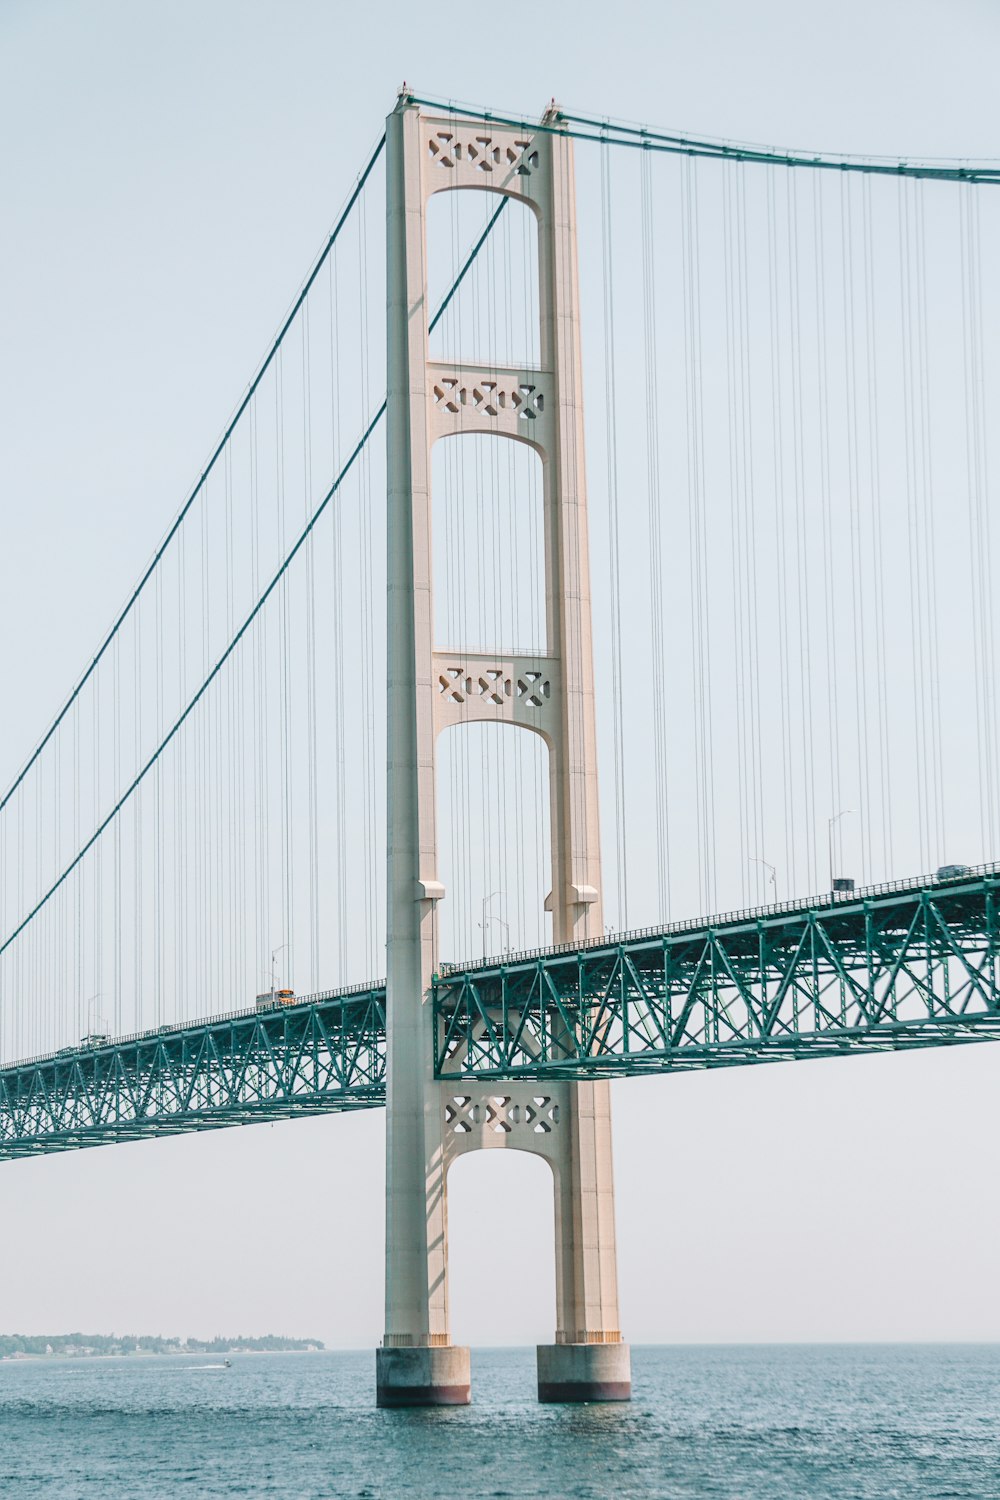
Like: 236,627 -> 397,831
1,1348 -> 327,1364
0,1336 -> 325,1363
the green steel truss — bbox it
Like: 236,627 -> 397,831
433,870 -> 1000,1080
0,986 -> 386,1161
6,870 -> 1000,1160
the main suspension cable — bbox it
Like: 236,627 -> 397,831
0,197 -> 508,963
0,132 -> 388,820
407,95 -> 1000,184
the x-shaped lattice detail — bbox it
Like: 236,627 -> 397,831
427,133 -> 538,176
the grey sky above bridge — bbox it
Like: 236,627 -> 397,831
1,0 -> 999,1348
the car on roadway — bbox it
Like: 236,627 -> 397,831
255,989 -> 296,1011
935,863 -> 973,881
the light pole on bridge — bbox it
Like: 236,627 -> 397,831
828,810 -> 858,893
749,858 -> 777,900
480,890 -> 505,959
269,945 -> 288,1006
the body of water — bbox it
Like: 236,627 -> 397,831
1,1343 -> 998,1498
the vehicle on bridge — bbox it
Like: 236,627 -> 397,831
255,989 -> 295,1011
935,864 -> 973,881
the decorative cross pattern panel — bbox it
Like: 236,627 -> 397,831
432,653 -> 558,738
437,667 -> 551,708
426,129 -> 540,181
427,364 -> 550,447
444,1093 -> 560,1136
432,377 -> 543,420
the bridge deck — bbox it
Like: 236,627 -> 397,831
434,865 -> 1000,1079
0,986 -> 386,1161
4,867 -> 999,1159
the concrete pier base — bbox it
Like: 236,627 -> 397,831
536,1342 -> 632,1403
376,1345 -> 471,1407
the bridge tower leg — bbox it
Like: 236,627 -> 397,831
378,96 -> 631,1407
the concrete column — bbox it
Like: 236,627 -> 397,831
379,96 -> 629,1408
534,114 -> 630,1404
380,98 -> 466,1407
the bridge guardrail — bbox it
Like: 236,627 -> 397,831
438,862 -> 1000,978
1,978 -> 387,1077
9,861 -> 1000,1074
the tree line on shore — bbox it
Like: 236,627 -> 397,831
0,1333 -> 324,1357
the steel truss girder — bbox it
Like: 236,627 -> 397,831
5,875 -> 1000,1159
0,991 -> 387,1161
433,876 -> 1000,1080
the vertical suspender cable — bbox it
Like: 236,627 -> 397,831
840,174 -> 873,880
898,180 -> 930,868
722,164 -> 748,898
682,155 -> 717,912
303,302 -> 320,988
328,244 -> 347,982
601,135 -> 628,927
767,166 -> 795,895
862,176 -> 893,875
357,188 -> 378,973
641,146 -> 671,917
813,175 -> 845,877
787,173 -> 818,889
915,188 -> 946,862
738,170 -> 766,900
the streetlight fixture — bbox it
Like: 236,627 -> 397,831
827,810 -> 858,892
490,913 -> 511,952
749,858 -> 777,900
82,991 -> 108,1044
269,944 -> 288,1005
480,891 -> 505,958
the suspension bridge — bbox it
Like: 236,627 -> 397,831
2,92 -> 1000,1405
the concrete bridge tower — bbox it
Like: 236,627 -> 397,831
378,95 -> 631,1407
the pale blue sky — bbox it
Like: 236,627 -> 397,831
2,0 -> 1000,1349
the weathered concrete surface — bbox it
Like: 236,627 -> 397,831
536,1341 -> 632,1402
376,1345 -> 471,1407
